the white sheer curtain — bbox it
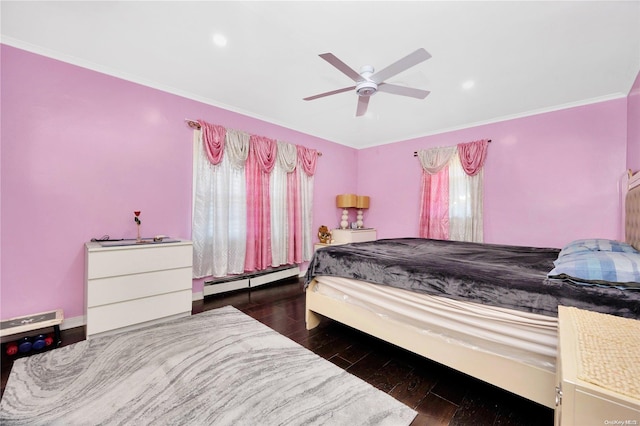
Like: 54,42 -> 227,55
299,166 -> 315,260
192,129 -> 249,278
271,141 -> 297,267
448,151 -> 483,242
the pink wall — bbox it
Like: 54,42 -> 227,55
358,99 -> 628,248
0,45 -> 356,320
0,44 -> 635,324
628,71 -> 640,172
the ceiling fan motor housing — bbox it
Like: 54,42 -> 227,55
356,65 -> 377,97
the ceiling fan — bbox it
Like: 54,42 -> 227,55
303,48 -> 432,117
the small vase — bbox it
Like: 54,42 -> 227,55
136,224 -> 141,243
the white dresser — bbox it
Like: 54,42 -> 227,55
85,240 -> 193,338
555,306 -> 640,425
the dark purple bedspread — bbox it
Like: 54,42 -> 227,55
305,238 -> 640,319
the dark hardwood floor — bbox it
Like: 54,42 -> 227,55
1,278 -> 553,425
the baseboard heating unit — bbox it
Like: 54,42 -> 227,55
203,265 -> 300,297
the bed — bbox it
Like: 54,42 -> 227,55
304,175 -> 640,409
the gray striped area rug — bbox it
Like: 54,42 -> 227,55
0,306 -> 416,425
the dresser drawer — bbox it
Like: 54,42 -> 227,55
86,290 -> 192,336
86,243 -> 192,279
87,267 -> 192,307
331,228 -> 377,243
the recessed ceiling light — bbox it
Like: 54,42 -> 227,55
212,33 -> 227,47
462,80 -> 475,90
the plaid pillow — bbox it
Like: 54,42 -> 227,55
549,251 -> 640,285
558,239 -> 639,259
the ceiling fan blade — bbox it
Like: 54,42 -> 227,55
303,86 -> 356,101
378,83 -> 430,99
370,48 -> 432,84
319,53 -> 362,82
356,96 -> 370,117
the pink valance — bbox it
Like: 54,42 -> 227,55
198,120 -> 226,165
250,135 -> 277,173
297,145 -> 318,176
195,120 -> 320,175
457,139 -> 489,176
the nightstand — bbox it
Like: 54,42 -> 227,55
555,306 -> 640,425
313,242 -> 332,252
331,228 -> 377,244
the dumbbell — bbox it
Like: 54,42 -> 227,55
32,334 -> 47,351
18,337 -> 32,353
5,342 -> 18,356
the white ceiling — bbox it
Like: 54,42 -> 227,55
2,1 -> 639,149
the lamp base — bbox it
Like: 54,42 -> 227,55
340,209 -> 349,229
356,209 -> 364,228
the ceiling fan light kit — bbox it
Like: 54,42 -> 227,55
356,80 -> 377,97
304,48 -> 431,116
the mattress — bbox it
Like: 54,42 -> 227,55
312,275 -> 558,371
306,238 -> 640,319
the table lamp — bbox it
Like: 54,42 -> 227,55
336,194 -> 357,229
356,195 -> 370,228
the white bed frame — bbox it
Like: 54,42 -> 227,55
305,170 -> 640,410
305,282 -> 555,407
